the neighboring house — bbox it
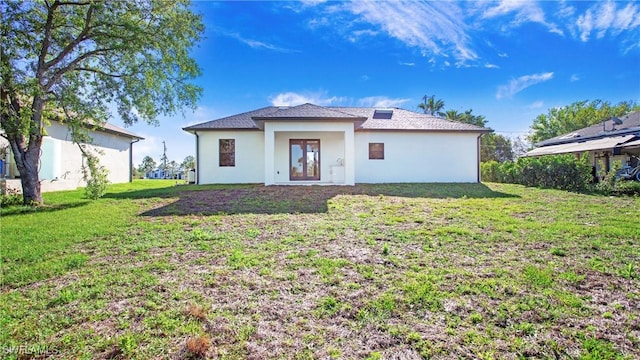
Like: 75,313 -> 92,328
145,168 -> 186,180
524,111 -> 640,174
183,103 -> 491,185
0,121 -> 143,193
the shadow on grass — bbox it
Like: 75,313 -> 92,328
106,183 -> 518,216
0,201 -> 90,217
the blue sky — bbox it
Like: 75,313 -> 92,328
124,0 -> 640,166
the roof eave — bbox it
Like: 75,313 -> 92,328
251,116 -> 367,121
183,127 -> 261,132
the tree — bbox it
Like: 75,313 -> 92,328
458,109 -> 487,127
442,109 -> 463,121
418,95 -> 445,116
1,0 -> 203,204
181,155 -> 195,170
480,133 -> 514,162
138,156 -> 156,174
528,99 -> 639,144
168,160 -> 178,178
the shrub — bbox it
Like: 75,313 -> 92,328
481,153 -> 592,192
1,188 -> 24,206
611,180 -> 640,196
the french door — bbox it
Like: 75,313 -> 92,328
290,139 -> 320,181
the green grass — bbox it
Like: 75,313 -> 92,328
1,181 -> 639,359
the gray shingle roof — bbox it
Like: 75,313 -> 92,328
183,104 -> 491,132
101,122 -> 144,139
537,111 -> 640,146
334,107 -> 489,131
253,103 -> 364,120
182,106 -> 279,130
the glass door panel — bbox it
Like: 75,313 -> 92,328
290,141 -> 304,179
290,139 -> 320,180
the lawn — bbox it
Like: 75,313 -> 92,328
1,181 -> 639,359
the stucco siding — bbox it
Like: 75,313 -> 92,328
354,132 -> 480,183
197,131 -> 264,184
3,121 -> 134,192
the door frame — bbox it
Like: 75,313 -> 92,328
289,139 -> 320,181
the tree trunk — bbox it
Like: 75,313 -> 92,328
9,134 -> 44,205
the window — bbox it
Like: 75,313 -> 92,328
219,139 -> 235,167
369,143 -> 384,159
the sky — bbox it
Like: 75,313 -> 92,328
122,0 -> 640,166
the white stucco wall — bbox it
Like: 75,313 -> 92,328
354,131 -> 481,183
3,122 -> 135,192
196,131 -> 264,184
41,122 -> 133,191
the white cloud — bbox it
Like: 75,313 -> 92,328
348,29 -> 379,42
398,61 -> 415,67
576,1 -> 640,42
480,0 -> 563,36
527,100 -> 544,109
343,1 -> 477,63
269,91 -> 346,106
570,74 -> 580,82
357,96 -> 410,108
485,63 -> 499,69
221,31 -> 299,53
132,134 -> 162,166
496,72 -> 554,99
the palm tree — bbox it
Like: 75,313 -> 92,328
418,95 -> 445,116
443,109 -> 464,121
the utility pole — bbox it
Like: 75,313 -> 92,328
161,141 -> 168,178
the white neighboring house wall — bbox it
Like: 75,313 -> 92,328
196,130 -> 264,184
2,121 -> 138,192
355,131 -> 481,183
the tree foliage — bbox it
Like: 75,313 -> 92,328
181,155 -> 195,170
528,99 -> 639,144
443,108 -> 487,127
418,95 -> 445,116
480,133 -> 514,163
138,155 -> 157,173
0,0 -> 203,204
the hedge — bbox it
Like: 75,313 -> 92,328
481,153 -> 593,192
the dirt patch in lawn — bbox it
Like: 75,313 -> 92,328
140,183 -> 514,216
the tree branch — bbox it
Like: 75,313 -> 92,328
44,2 -> 94,70
43,2 -> 95,70
36,0 -> 60,82
44,47 -> 113,90
73,67 -> 130,78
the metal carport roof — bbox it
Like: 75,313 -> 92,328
524,135 -> 637,157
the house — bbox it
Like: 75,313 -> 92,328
0,121 -> 143,193
183,103 -> 491,185
145,168 -> 186,180
524,111 -> 640,174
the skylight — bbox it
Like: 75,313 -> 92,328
373,109 -> 393,119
